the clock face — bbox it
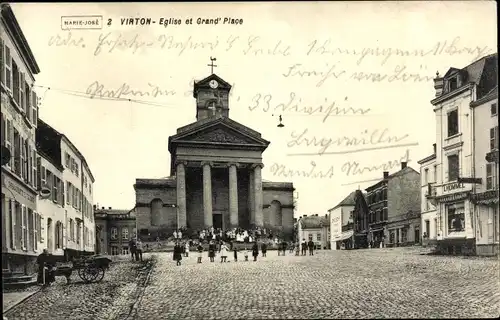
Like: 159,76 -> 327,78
209,80 -> 219,89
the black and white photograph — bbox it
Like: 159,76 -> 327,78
1,1 -> 498,319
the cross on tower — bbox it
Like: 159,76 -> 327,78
208,57 -> 217,74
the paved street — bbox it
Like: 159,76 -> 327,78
136,249 -> 499,319
3,249 -> 499,319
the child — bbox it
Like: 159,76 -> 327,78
220,243 -> 228,263
244,247 -> 249,261
197,243 -> 203,264
233,245 -> 238,262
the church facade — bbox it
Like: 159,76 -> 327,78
134,73 -> 295,239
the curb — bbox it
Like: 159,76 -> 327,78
125,257 -> 156,320
2,288 -> 42,315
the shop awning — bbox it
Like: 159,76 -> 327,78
334,230 -> 354,241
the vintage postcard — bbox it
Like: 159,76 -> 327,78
1,1 -> 498,319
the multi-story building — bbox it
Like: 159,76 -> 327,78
1,4 -> 41,275
94,206 -> 136,255
297,214 -> 329,250
36,148 -> 65,256
351,190 -> 370,249
471,86 -> 498,256
36,119 -> 95,259
417,144 -> 439,243
365,162 -> 421,248
329,191 -> 356,250
430,53 -> 497,254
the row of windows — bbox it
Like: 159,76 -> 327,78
110,246 -> 130,256
446,107 -> 498,140
369,208 -> 388,224
3,196 -> 41,252
64,152 -> 92,195
110,227 -> 137,240
366,188 -> 387,206
0,40 -> 39,127
66,181 -> 94,222
446,155 -> 496,190
307,233 -> 321,241
1,115 -> 38,189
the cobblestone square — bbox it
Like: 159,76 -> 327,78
137,249 -> 500,319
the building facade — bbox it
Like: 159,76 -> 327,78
417,144 -> 439,243
365,163 -> 421,248
1,4 -> 42,275
94,207 -> 136,256
36,119 -> 95,259
37,150 -> 65,257
329,191 -> 356,250
471,86 -> 498,256
430,53 -> 497,254
351,190 -> 370,249
134,72 -> 295,240
298,214 -> 329,249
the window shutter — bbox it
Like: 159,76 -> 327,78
0,39 -> 4,86
21,204 -> 26,250
40,215 -> 44,243
9,200 -> 16,250
32,151 -> 37,189
5,45 -> 11,91
19,73 -> 25,112
32,91 -> 38,127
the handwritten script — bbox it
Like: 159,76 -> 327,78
248,93 -> 371,122
86,81 -> 176,99
287,128 -> 410,155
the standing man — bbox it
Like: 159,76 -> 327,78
251,242 -> 259,262
307,239 -> 315,256
129,238 -> 137,261
36,249 -> 51,285
301,239 -> 307,256
135,238 -> 144,262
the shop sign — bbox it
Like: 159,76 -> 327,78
471,190 -> 499,202
2,174 -> 36,204
442,182 -> 465,194
436,191 -> 469,203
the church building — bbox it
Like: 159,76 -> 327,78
134,68 -> 295,240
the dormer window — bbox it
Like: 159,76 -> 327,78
448,77 -> 458,91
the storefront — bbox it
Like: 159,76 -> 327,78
1,171 -> 39,274
435,189 -> 474,255
333,230 -> 354,250
473,190 -> 499,256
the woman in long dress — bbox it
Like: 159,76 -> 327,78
220,243 -> 229,263
208,241 -> 216,262
173,242 -> 183,266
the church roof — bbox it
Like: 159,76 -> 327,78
168,115 -> 270,153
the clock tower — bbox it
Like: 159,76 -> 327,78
193,73 -> 232,121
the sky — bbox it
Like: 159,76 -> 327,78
9,1 -> 497,217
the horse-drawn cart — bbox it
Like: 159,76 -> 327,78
50,255 -> 112,284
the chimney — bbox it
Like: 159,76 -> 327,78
434,72 -> 444,97
101,207 -> 105,210
109,207 -> 112,210
304,214 -> 307,217
383,171 -> 389,179
433,143 -> 436,155
93,205 -> 97,210
401,162 -> 407,170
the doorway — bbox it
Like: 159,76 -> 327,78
414,227 -> 420,244
213,214 -> 223,230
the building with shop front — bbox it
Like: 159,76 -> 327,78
36,119 -> 95,259
94,206 -> 136,255
417,144 -> 439,244
470,86 -> 498,256
365,162 -> 421,248
297,214 -> 329,250
134,70 -> 294,240
329,191 -> 356,250
430,53 -> 497,255
1,4 -> 42,276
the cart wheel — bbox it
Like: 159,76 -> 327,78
77,268 -> 84,281
94,267 -> 105,283
82,265 -> 98,283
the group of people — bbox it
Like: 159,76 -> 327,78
170,238 -> 317,266
128,238 -> 144,261
172,240 -> 263,266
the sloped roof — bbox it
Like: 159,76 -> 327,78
329,191 -> 357,211
300,215 -> 329,229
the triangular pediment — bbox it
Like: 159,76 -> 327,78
169,117 -> 270,150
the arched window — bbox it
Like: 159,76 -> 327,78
150,198 -> 163,226
270,200 -> 282,227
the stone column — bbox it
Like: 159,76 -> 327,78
253,163 -> 264,227
176,161 -> 187,228
228,163 -> 239,228
248,169 -> 255,226
202,161 -> 213,228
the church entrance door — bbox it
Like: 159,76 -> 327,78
213,213 -> 223,230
